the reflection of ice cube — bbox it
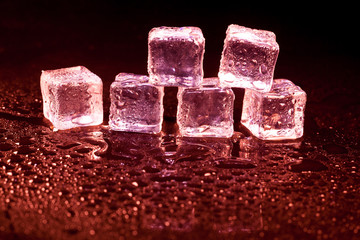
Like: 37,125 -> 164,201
148,26 -> 205,87
218,24 -> 279,92
109,131 -> 162,160
241,79 -> 307,140
177,78 -> 234,138
109,73 -> 164,134
177,137 -> 233,159
40,66 -> 103,130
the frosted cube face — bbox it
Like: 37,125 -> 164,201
177,78 -> 234,138
218,24 -> 279,92
109,73 -> 164,134
241,79 -> 306,140
148,26 -> 205,87
40,66 -> 103,130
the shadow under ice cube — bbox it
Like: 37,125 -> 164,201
177,77 -> 234,138
241,79 -> 307,140
109,73 -> 164,134
148,26 -> 205,87
218,24 -> 279,92
40,66 -> 103,130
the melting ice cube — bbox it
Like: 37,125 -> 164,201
40,66 -> 103,130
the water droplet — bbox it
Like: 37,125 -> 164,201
259,64 -> 268,74
19,136 -> 36,145
122,88 -> 140,100
323,143 -> 348,154
56,142 -> 81,149
75,147 -> 93,154
215,157 -> 256,169
0,143 -> 14,151
41,148 -> 57,156
10,154 -> 24,163
143,165 -> 160,173
289,159 -> 328,172
17,146 -> 36,154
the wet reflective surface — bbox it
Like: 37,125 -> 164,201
1,1 -> 360,239
0,92 -> 359,239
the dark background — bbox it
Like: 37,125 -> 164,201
0,0 -> 358,79
1,0 -> 359,129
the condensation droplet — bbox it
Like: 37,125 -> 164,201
259,64 -> 268,74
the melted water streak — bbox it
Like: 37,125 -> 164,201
0,120 -> 360,239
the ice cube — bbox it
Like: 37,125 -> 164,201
241,79 -> 306,140
177,77 -> 234,138
148,26 -> 205,87
109,73 -> 164,134
218,24 -> 279,92
40,66 -> 103,130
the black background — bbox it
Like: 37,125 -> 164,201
1,0 -> 359,128
0,0 -> 358,79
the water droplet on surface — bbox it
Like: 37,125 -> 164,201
56,142 -> 81,149
259,64 -> 268,74
0,143 -> 13,151
143,165 -> 160,173
17,146 -> 36,154
10,154 -> 25,163
215,157 -> 257,169
19,136 -> 36,145
75,147 -> 93,153
289,159 -> 328,172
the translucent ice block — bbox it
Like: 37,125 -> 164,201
241,79 -> 306,140
40,66 -> 103,130
177,77 -> 234,138
109,73 -> 164,134
218,24 -> 279,92
148,26 -> 205,87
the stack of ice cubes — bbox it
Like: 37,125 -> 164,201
40,24 -> 306,140
218,24 -> 306,140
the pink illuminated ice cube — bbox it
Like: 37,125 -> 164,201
109,73 -> 164,134
241,79 -> 306,140
177,77 -> 234,138
148,26 -> 205,87
218,24 -> 279,92
40,66 -> 103,130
